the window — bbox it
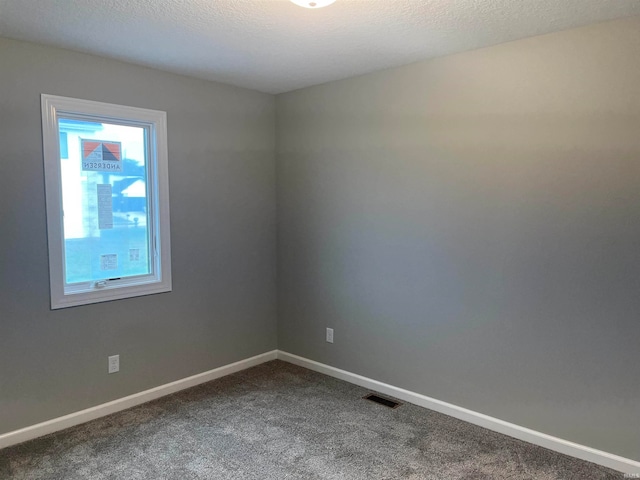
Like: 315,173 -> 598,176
41,94 -> 171,309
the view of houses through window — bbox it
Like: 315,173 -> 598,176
59,118 -> 151,284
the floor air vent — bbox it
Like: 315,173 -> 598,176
363,393 -> 402,409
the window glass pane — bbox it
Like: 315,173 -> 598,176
58,118 -> 151,284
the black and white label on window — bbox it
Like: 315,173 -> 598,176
100,254 -> 118,271
97,184 -> 113,229
129,248 -> 140,262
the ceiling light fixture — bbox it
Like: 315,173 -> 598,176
290,0 -> 336,8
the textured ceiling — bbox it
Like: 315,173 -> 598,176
1,0 -> 639,94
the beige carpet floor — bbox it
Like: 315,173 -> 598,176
0,360 -> 622,479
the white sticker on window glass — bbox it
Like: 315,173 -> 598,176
97,184 -> 113,230
129,248 -> 140,262
100,254 -> 118,270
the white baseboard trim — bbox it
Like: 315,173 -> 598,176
277,350 -> 640,475
0,350 -> 278,450
2,348 -> 638,474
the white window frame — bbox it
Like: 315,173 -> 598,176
41,94 -> 172,309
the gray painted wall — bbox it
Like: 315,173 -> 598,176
2,15 -> 640,462
0,38 -> 277,434
276,17 -> 640,460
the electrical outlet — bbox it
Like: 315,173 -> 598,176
326,328 -> 334,343
108,355 -> 120,374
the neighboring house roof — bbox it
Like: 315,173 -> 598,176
112,177 -> 139,195
121,179 -> 146,198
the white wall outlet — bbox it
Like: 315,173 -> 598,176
326,328 -> 334,343
108,355 -> 120,374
